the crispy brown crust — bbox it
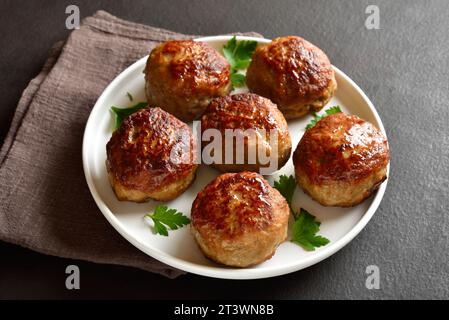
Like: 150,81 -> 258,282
200,93 -> 292,172
191,172 -> 273,238
293,113 -> 389,185
144,40 -> 231,121
202,93 -> 282,131
246,36 -> 336,119
191,172 -> 289,267
106,107 -> 197,199
293,112 -> 389,207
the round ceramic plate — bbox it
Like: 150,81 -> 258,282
82,36 -> 389,279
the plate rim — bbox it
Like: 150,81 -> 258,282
82,35 -> 389,280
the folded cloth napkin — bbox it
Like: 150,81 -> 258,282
0,10 -> 261,278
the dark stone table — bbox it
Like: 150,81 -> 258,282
0,0 -> 447,299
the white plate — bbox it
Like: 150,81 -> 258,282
82,36 -> 389,279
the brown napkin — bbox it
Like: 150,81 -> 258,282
0,10 -> 261,278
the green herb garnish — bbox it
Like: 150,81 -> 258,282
126,92 -> 134,102
145,205 -> 190,236
274,175 -> 296,212
230,73 -> 246,87
110,102 -> 148,129
292,208 -> 330,251
305,106 -> 342,130
273,175 -> 330,251
223,36 -> 258,88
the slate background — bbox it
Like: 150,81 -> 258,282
0,0 -> 448,299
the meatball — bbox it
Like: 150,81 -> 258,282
191,172 -> 290,267
144,40 -> 231,122
293,112 -> 390,207
200,93 -> 291,174
246,36 -> 337,120
106,108 -> 197,202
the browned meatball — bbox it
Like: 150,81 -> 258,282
246,36 -> 337,119
106,108 -> 197,202
293,112 -> 390,207
200,93 -> 291,174
144,40 -> 231,122
191,172 -> 290,267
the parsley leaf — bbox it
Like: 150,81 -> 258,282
305,106 -> 342,130
222,36 -> 238,67
145,205 -> 191,236
126,92 -> 134,102
223,36 -> 258,87
110,102 -> 148,129
231,73 -> 246,87
292,208 -> 330,251
273,175 -> 330,251
274,175 -> 296,207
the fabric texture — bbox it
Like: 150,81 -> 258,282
0,10 -> 260,278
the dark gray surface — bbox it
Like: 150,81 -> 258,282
0,0 -> 447,299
